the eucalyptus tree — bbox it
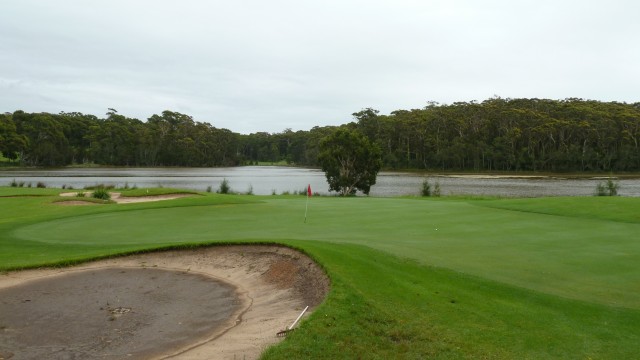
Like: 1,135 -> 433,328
0,113 -> 27,162
318,129 -> 382,196
12,111 -> 69,166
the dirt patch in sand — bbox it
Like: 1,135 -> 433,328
0,245 -> 330,360
58,192 -> 194,204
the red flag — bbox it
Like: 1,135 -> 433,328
307,184 -> 312,197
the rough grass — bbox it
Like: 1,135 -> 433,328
51,197 -> 115,205
477,196 -> 640,224
1,187 -> 639,358
118,187 -> 200,198
264,242 -> 640,359
0,187 -> 61,197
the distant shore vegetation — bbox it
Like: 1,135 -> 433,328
2,97 -> 640,172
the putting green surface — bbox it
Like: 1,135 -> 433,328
1,189 -> 639,359
11,196 -> 640,308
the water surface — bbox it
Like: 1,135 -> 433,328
1,166 -> 639,197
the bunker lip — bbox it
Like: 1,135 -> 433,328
58,191 -> 194,204
0,245 -> 330,360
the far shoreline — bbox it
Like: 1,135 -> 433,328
2,163 -> 640,179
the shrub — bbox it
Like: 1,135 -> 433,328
85,183 -> 115,190
421,180 -> 431,197
218,178 -> 231,194
92,188 -> 111,200
271,189 -> 277,196
421,179 -> 441,197
206,185 -> 212,193
595,178 -> 619,196
606,178 -> 619,196
247,184 -> 254,195
76,191 -> 86,198
36,182 -> 46,188
433,181 -> 441,197
10,179 -> 17,187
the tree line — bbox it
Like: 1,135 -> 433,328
0,110 -> 239,167
1,97 -> 639,172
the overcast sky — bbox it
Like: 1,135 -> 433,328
1,1 -> 639,134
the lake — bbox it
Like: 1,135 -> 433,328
1,166 -> 640,197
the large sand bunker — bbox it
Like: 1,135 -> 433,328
58,192 -> 194,204
0,245 -> 330,360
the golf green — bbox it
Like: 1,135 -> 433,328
1,190 -> 639,359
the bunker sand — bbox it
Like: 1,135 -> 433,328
58,192 -> 194,204
0,245 -> 329,360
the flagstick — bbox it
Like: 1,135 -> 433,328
304,184 -> 311,223
304,192 -> 309,223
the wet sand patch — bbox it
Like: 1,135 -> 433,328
0,268 -> 237,359
0,245 -> 329,360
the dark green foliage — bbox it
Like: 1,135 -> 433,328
433,181 -> 441,196
318,129 -> 383,196
421,179 -> 441,197
6,110 -> 240,167
0,113 -> 27,162
595,178 -> 619,196
5,98 -> 640,171
217,178 -> 231,194
85,184 -> 115,190
92,188 -> 111,200
36,182 -> 46,188
421,179 -> 431,196
10,179 -> 17,187
353,98 -> 640,172
241,98 -> 640,172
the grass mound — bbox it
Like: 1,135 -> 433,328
52,197 -> 115,205
118,187 -> 200,198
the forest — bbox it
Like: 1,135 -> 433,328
1,97 -> 639,172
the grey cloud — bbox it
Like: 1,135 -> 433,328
1,0 -> 639,134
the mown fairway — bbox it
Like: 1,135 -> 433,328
1,187 -> 639,359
